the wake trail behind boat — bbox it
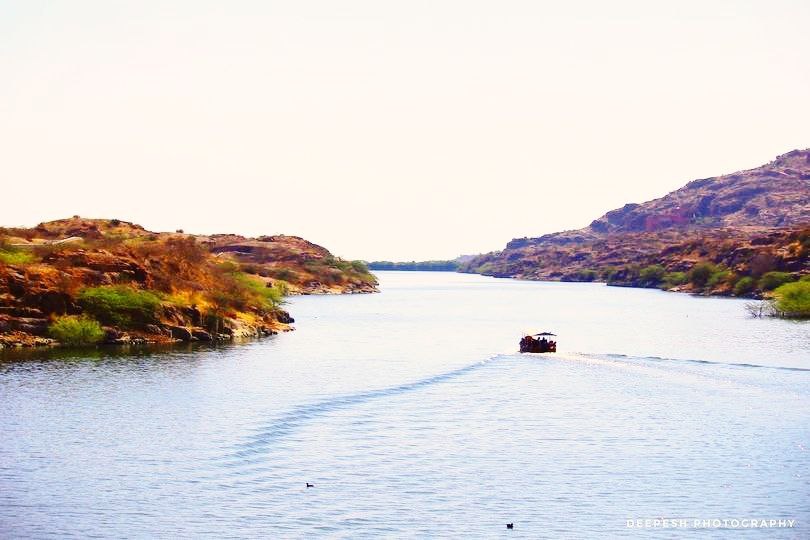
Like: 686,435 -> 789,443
577,351 -> 810,372
214,349 -> 808,476
217,354 -> 505,466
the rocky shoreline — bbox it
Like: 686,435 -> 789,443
0,319 -> 290,350
0,217 -> 376,350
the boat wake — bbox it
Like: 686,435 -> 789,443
218,354 -> 505,466
220,350 -> 808,467
576,352 -> 810,372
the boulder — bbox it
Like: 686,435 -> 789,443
168,325 -> 193,341
144,324 -> 163,335
103,327 -> 124,343
191,328 -> 212,341
12,317 -> 49,335
276,310 -> 294,324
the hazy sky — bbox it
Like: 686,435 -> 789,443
2,1 -> 809,260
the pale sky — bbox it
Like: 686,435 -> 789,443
2,1 -> 809,260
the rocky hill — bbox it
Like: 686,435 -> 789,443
461,149 -> 810,295
0,217 -> 377,348
588,149 -> 810,234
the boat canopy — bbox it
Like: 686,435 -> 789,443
533,332 -> 556,336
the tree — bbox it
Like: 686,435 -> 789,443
759,271 -> 794,291
688,262 -> 717,288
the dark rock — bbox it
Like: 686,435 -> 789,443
191,329 -> 212,341
103,327 -> 123,343
168,325 -> 193,341
11,317 -> 49,334
24,291 -> 74,315
276,310 -> 294,324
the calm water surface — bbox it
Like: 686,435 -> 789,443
1,271 -> 808,538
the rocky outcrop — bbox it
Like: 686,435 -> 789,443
203,234 -> 377,295
587,149 -> 810,234
0,217 -> 375,349
461,149 -> 810,295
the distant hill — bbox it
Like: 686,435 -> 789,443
461,149 -> 810,296
367,260 -> 460,271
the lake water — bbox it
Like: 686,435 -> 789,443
1,271 -> 808,538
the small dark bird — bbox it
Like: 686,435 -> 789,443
506,523 -> 514,530
306,483 -> 314,488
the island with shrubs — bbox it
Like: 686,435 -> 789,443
0,217 -> 377,349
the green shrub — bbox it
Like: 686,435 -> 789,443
759,271 -> 794,291
231,272 -> 284,309
350,260 -> 370,274
688,262 -> 718,288
639,265 -> 666,286
475,262 -> 497,275
707,269 -> 734,288
801,275 -> 810,282
357,272 -> 379,285
0,249 -> 36,265
78,285 -> 162,327
733,276 -> 756,296
600,267 -> 619,281
772,281 -> 810,318
663,271 -> 688,288
562,268 -> 598,282
215,260 -> 240,273
269,268 -> 298,282
576,269 -> 599,282
48,315 -> 105,345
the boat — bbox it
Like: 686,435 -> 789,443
519,332 -> 557,353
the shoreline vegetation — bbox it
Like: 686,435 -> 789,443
0,217 -> 378,349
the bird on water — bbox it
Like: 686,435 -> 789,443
306,483 -> 314,488
506,523 -> 514,529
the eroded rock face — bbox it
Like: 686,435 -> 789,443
462,149 -> 810,292
205,234 -> 378,295
586,149 -> 810,235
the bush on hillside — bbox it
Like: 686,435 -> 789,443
48,315 -> 105,345
771,281 -> 810,318
663,271 -> 688,288
78,285 -> 162,327
0,249 -> 36,265
733,276 -> 756,296
576,269 -> 599,282
268,267 -> 298,282
639,265 -> 666,286
231,272 -> 285,309
688,262 -> 718,288
758,271 -> 794,291
350,260 -> 370,274
707,269 -> 734,288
